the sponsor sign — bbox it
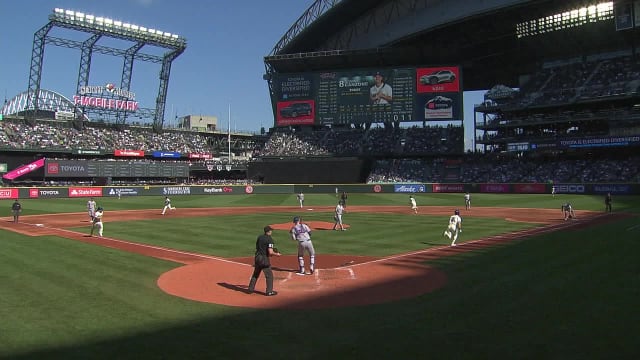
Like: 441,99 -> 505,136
0,163 -> 7,173
152,151 -> 181,158
203,187 -> 234,194
189,153 -> 212,159
394,184 -> 426,193
558,136 -> 640,149
68,187 -> 103,197
245,185 -> 254,194
2,158 -> 45,180
29,188 -> 62,198
73,95 -> 139,111
107,188 -> 139,196
592,184 -> 631,195
513,183 -> 547,194
45,160 -> 89,177
433,183 -> 464,193
480,184 -> 510,193
555,184 -> 586,194
73,149 -> 103,155
114,149 -> 145,157
0,188 -> 19,199
373,184 -> 382,193
163,186 -> 191,195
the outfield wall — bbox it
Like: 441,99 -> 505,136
0,182 -> 637,199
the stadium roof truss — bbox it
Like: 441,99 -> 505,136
23,8 -> 186,130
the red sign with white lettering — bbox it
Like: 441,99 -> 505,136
114,149 -> 145,157
68,187 -> 103,197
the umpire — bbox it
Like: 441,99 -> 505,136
11,199 -> 22,223
247,225 -> 282,296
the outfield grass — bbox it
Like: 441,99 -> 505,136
1,193 -> 639,359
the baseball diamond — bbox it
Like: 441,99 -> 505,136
0,205 -> 608,309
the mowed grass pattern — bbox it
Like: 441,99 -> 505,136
1,193 -> 639,359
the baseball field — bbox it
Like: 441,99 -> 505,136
1,192 -> 639,359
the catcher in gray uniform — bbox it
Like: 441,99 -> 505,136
290,216 -> 315,275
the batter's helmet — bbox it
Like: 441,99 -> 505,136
97,206 -> 104,211
454,209 -> 460,215
293,216 -> 300,223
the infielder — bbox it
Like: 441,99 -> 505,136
561,202 -> 575,220
162,196 -> 176,215
464,192 -> 471,210
290,216 -> 315,275
332,201 -> 346,231
297,192 -> 305,209
409,195 -> 418,214
87,197 -> 97,222
444,209 -> 463,246
90,206 -> 104,237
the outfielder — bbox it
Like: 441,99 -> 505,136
87,197 -> 97,222
444,209 -> 463,246
162,196 -> 176,215
90,206 -> 104,237
464,192 -> 471,210
409,195 -> 418,214
332,201 -> 346,231
290,216 -> 315,275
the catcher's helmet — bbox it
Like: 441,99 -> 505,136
454,209 -> 460,215
293,216 -> 300,223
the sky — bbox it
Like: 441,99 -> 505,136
0,0 -> 486,150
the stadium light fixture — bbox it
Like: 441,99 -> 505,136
49,8 -> 186,47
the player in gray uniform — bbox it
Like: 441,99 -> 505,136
297,192 -> 305,208
87,197 -> 97,222
290,216 -> 315,275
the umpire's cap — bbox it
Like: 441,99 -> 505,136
293,216 -> 300,223
264,225 -> 274,233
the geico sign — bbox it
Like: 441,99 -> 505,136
556,185 -> 585,193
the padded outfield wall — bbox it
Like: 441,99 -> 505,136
0,182 -> 637,200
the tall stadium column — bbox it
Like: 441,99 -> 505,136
75,33 -> 102,119
153,47 -> 185,132
26,22 -> 54,124
118,42 -> 144,125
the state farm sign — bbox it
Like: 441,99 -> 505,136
68,187 -> 103,197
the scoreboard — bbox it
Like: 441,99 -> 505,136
44,159 -> 189,178
272,65 -> 462,126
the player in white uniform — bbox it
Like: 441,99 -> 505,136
409,195 -> 418,214
370,72 -> 393,104
162,196 -> 176,215
297,192 -> 305,208
87,197 -> 97,222
444,209 -> 463,246
464,192 -> 471,210
90,206 -> 104,237
332,201 -> 346,231
290,216 -> 315,275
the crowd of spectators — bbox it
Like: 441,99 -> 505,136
366,154 -> 640,184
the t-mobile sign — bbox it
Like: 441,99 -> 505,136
2,158 -> 45,180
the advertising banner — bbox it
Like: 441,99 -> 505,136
191,186 -> 235,195
393,184 -> 426,193
554,184 -> 586,194
433,183 -> 465,193
512,183 -> 547,194
68,187 -> 103,197
45,159 -> 90,177
0,188 -> 19,199
28,188 -> 65,198
188,153 -> 213,159
152,151 -> 181,158
2,158 -> 45,180
480,184 -> 510,193
106,187 -> 142,197
162,186 -> 191,196
73,149 -> 104,155
114,149 -> 145,157
591,184 -> 632,195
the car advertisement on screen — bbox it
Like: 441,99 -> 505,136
276,100 -> 316,126
271,65 -> 462,126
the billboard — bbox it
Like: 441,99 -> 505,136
2,158 -> 45,180
44,159 -> 189,178
272,66 -> 462,126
